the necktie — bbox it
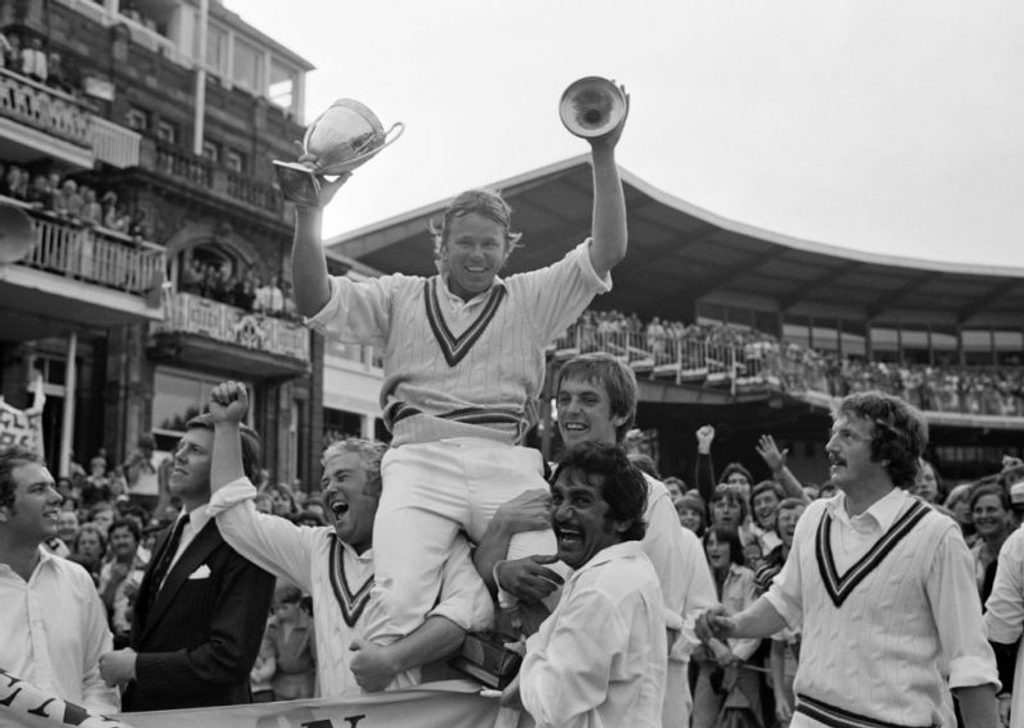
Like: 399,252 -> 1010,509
146,515 -> 187,608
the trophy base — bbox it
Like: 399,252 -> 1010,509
273,161 -> 322,207
447,630 -> 523,690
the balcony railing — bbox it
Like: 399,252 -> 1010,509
152,141 -> 283,216
91,116 -> 142,168
551,322 -> 1024,418
155,291 -> 310,362
12,203 -> 165,294
154,142 -> 215,188
0,68 -> 92,148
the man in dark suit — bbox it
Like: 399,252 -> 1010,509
99,415 -> 275,711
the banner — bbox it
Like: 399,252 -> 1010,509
0,375 -> 45,457
0,672 -> 521,728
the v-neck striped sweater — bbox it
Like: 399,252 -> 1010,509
307,240 -> 610,447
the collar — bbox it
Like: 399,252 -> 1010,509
575,540 -> 643,573
0,545 -> 59,578
184,505 -> 213,535
437,274 -> 507,305
828,487 -> 909,531
336,534 -> 374,564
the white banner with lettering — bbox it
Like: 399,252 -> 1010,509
0,671 -> 523,728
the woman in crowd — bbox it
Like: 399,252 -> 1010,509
912,457 -> 943,504
676,491 -> 707,537
969,483 -> 1016,606
261,483 -> 298,519
261,583 -> 317,700
692,526 -> 763,728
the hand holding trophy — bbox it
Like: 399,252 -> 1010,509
273,99 -> 405,207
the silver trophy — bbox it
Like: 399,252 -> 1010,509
273,99 -> 404,206
558,76 -> 627,139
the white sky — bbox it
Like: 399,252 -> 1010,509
225,0 -> 1024,267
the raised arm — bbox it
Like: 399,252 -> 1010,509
586,88 -> 629,279
756,434 -> 808,502
290,166 -> 350,317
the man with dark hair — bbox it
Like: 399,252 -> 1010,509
99,415 -> 275,711
0,445 -> 120,716
97,517 -> 149,646
502,441 -> 666,727
482,351 -> 716,728
698,391 -> 999,728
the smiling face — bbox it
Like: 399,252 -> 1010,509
2,462 -> 61,545
550,466 -> 624,570
439,213 -> 510,301
676,504 -> 704,534
973,493 -> 1012,541
320,451 -> 378,554
167,428 -> 213,507
704,530 -> 732,572
826,414 -> 887,493
108,524 -> 138,561
56,510 -> 79,542
557,376 -> 628,449
752,489 -> 780,529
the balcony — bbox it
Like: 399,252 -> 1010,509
148,140 -> 285,218
0,68 -> 93,168
0,200 -> 166,340
150,291 -> 310,378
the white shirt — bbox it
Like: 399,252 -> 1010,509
984,525 -> 1024,728
207,477 -> 493,696
642,474 -> 717,660
766,489 -> 998,728
520,541 -> 667,728
0,548 -> 120,722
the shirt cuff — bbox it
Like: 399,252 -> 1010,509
573,238 -> 613,294
206,477 -> 257,515
303,277 -> 337,334
948,654 -> 1001,693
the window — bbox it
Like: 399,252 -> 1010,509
225,149 -> 246,173
269,59 -> 297,109
126,106 -> 150,132
202,140 -> 220,163
155,119 -> 179,144
205,24 -> 227,74
232,38 -> 262,90
152,368 -> 253,436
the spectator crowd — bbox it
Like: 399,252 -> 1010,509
558,309 -> 1024,417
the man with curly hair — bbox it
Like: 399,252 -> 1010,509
698,391 -> 999,728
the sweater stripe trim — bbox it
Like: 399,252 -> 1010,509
383,401 -> 524,431
424,277 -> 506,367
815,499 -> 929,607
795,693 -> 936,728
328,535 -> 373,628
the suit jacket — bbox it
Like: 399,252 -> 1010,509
123,518 -> 275,711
